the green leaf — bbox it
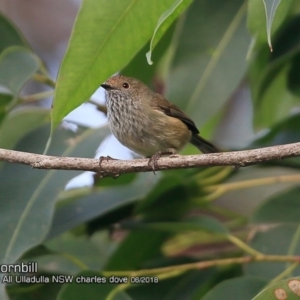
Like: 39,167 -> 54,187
0,46 -> 40,96
252,64 -> 298,129
128,269 -> 216,300
248,14 -> 300,129
52,0 -> 176,131
247,0 -> 292,49
57,270 -> 132,300
202,276 -> 267,300
251,187 -> 300,224
0,108 -> 50,150
253,277 -> 300,300
33,232 -> 115,275
0,11 -> 29,54
0,93 -> 13,124
105,230 -> 170,270
287,52 -> 300,96
166,0 -> 250,130
251,113 -> 300,147
122,23 -> 175,84
0,125 -> 109,291
48,173 -> 159,239
263,0 -> 282,51
249,113 -> 300,167
121,216 -> 229,235
244,224 -> 300,279
146,0 -> 192,65
7,280 -> 62,300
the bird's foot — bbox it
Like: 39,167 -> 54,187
148,151 -> 174,174
99,155 -> 117,171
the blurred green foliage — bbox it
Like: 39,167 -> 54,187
1,0 -> 300,299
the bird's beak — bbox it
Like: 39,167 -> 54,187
101,83 -> 115,90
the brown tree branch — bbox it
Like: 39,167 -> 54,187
0,142 -> 300,177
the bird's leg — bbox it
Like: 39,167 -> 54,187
148,150 -> 175,173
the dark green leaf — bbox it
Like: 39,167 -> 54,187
244,224 -> 300,279
249,15 -> 300,129
57,270 -> 132,300
249,114 -> 300,167
128,269 -> 216,300
167,0 -> 250,130
7,280 -> 62,300
287,52 -> 300,96
251,113 -> 300,147
48,173 -> 160,238
252,187 -> 300,224
0,93 -> 13,124
121,216 -> 229,235
146,0 -> 193,64
105,230 -> 170,270
202,276 -> 267,300
0,11 -> 29,54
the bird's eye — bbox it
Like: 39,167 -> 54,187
122,82 -> 129,89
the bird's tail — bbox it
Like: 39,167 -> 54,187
191,134 -> 221,153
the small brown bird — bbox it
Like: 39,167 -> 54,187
101,75 -> 220,168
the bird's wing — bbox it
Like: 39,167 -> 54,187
151,93 -> 199,134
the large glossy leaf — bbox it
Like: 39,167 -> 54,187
251,187 -> 300,224
0,108 -> 50,150
0,46 -> 40,96
146,0 -> 193,64
263,0 -> 283,51
134,172 -> 201,221
166,0 -> 250,129
251,61 -> 298,129
253,277 -> 300,300
52,0 -> 176,130
0,11 -> 29,53
47,173 -> 160,238
7,280 -> 62,300
0,124 -> 109,299
244,224 -> 300,279
105,230 -> 170,271
248,0 -> 292,51
251,113 -> 300,147
202,276 -> 267,300
121,22 -> 175,86
32,232 -> 115,275
248,14 -> 300,129
249,113 -> 300,167
128,269 -> 216,300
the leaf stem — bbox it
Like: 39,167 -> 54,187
33,74 -> 56,88
226,234 -> 262,256
20,90 -> 54,103
103,254 -> 300,278
204,174 -> 300,200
